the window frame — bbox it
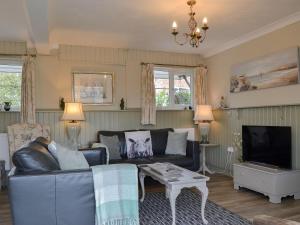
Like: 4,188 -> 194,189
0,58 -> 23,112
154,66 -> 194,110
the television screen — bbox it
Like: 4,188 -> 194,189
242,125 -> 291,169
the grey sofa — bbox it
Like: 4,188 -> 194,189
9,129 -> 200,225
9,137 -> 106,225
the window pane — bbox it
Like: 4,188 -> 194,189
0,71 -> 22,108
154,70 -> 170,107
154,70 -> 169,89
174,74 -> 192,105
155,88 -> 169,107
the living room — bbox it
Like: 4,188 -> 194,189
1,0 -> 300,225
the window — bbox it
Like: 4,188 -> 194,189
154,66 -> 194,109
0,60 -> 22,111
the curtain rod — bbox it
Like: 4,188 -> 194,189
141,62 -> 207,69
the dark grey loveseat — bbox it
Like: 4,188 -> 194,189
98,128 -> 200,171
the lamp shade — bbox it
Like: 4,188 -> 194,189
61,102 -> 85,121
194,105 -> 214,121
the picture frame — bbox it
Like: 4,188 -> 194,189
230,47 -> 300,93
73,72 -> 114,105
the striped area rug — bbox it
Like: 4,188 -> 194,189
139,189 -> 251,225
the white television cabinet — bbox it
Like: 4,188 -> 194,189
233,163 -> 300,203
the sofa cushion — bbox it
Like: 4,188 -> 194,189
165,131 -> 188,155
49,142 -> 89,170
149,128 -> 174,155
98,130 -> 136,158
33,136 -> 51,148
125,131 -> 153,158
99,135 -> 121,160
150,155 -> 194,168
13,142 -> 60,174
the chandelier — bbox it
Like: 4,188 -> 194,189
171,0 -> 209,48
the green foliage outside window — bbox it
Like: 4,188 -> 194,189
174,89 -> 191,105
0,72 -> 21,107
156,90 -> 169,107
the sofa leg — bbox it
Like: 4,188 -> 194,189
294,193 -> 300,200
234,184 -> 239,190
269,195 -> 281,204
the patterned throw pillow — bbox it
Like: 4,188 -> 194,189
100,135 -> 121,160
125,131 -> 153,159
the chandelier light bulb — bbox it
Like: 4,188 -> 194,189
172,21 -> 178,30
196,27 -> 201,33
202,17 -> 208,26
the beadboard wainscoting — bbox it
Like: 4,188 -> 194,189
0,110 -> 195,147
208,105 -> 300,172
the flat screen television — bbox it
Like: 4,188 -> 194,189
242,125 -> 291,169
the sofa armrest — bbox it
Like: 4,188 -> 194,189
79,147 -> 107,166
9,170 -> 95,225
186,140 -> 200,171
253,215 -> 300,225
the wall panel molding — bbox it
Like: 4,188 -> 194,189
0,41 -> 27,55
0,110 -> 195,147
208,105 -> 300,171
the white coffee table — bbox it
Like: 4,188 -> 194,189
138,163 -> 210,225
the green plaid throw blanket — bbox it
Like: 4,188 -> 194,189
92,164 -> 140,225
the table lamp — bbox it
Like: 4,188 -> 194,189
194,105 -> 214,144
61,102 -> 85,148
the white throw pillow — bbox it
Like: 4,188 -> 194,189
165,131 -> 188,155
48,141 -> 89,170
125,131 -> 153,159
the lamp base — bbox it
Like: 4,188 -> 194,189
65,121 -> 81,148
199,122 -> 210,144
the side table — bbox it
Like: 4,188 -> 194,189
0,160 -> 6,190
197,144 -> 219,175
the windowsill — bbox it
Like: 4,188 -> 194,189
156,106 -> 194,111
0,110 -> 20,113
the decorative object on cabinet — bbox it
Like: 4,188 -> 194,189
219,96 -> 228,109
59,97 -> 65,110
120,98 -> 125,110
4,102 -> 11,111
73,72 -> 114,105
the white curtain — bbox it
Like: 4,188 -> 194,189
141,64 -> 156,125
21,56 -> 36,124
194,66 -> 208,124
194,66 -> 208,105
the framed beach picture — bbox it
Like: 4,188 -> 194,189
230,47 -> 300,93
73,72 -> 114,105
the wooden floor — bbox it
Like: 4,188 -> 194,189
1,173 -> 300,225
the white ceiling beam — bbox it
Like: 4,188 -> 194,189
21,0 -> 50,54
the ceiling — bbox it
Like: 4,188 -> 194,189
1,0 -> 300,57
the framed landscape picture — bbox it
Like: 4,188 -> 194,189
73,72 -> 114,105
230,47 -> 300,93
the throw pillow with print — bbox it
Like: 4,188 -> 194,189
125,131 -> 153,159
